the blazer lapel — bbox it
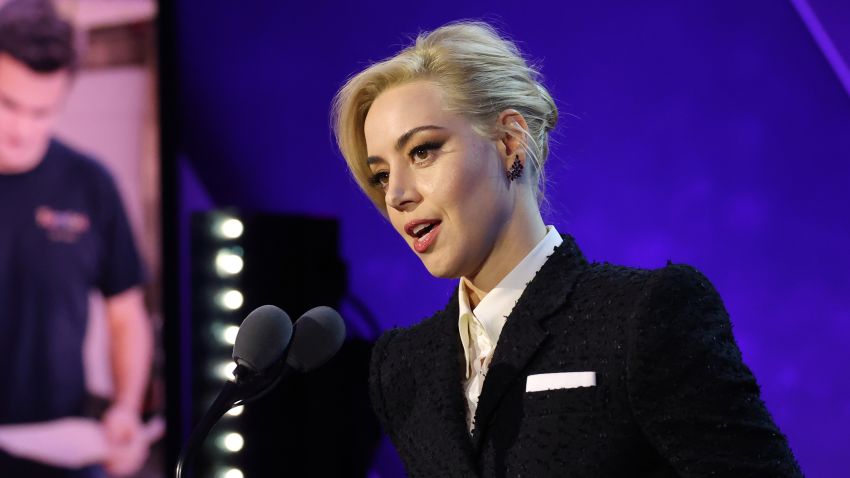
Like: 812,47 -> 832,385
470,235 -> 588,451
417,291 -> 480,473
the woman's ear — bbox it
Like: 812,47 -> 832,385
495,109 -> 529,169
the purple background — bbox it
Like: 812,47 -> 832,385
171,1 -> 850,476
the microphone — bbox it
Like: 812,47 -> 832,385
233,304 -> 294,374
284,305 -> 347,374
231,305 -> 347,404
175,305 -> 346,477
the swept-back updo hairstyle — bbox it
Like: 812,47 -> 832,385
332,21 -> 558,213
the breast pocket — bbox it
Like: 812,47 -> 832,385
522,384 -> 600,416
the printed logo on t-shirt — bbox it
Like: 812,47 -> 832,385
34,206 -> 90,243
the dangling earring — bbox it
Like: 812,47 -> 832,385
506,155 -> 523,181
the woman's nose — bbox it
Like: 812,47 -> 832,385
386,168 -> 421,211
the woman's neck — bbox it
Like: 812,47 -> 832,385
463,278 -> 487,309
463,204 -> 547,300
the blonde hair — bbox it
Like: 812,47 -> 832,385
332,20 -> 558,212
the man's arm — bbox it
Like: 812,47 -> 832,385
102,286 -> 153,475
105,286 -> 153,417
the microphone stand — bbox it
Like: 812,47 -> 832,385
175,364 -> 286,478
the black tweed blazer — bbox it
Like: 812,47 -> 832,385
369,235 -> 803,477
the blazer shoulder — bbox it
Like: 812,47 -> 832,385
624,261 -> 742,397
576,261 -> 720,311
369,305 -> 451,429
640,262 -> 725,326
371,304 -> 449,365
650,262 -> 718,294
571,260 -> 654,300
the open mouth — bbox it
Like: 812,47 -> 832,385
405,220 -> 442,253
412,222 -> 438,238
405,219 -> 440,237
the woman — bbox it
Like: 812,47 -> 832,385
332,21 -> 802,478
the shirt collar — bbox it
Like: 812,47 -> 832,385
457,226 -> 563,376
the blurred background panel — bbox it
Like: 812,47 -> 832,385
55,0 -> 163,476
160,1 -> 850,477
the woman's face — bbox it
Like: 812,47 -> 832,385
363,80 -> 512,279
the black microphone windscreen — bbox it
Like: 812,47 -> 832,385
286,306 -> 346,372
233,305 -> 292,373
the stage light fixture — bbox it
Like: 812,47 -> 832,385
220,468 -> 244,478
215,249 -> 244,276
218,218 -> 244,239
218,289 -> 244,310
221,432 -> 244,452
217,361 -> 237,381
221,325 -> 240,345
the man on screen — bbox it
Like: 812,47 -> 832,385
0,1 -> 154,476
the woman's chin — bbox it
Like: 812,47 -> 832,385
419,257 -> 461,280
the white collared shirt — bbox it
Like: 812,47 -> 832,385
458,226 -> 563,432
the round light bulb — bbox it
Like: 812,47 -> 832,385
222,325 -> 239,345
217,361 -> 237,381
221,468 -> 244,478
227,405 -> 244,417
215,250 -> 244,276
222,432 -> 244,452
219,218 -> 244,239
220,289 -> 243,310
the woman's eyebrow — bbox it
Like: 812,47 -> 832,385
366,156 -> 385,166
367,125 -> 446,166
394,125 -> 446,151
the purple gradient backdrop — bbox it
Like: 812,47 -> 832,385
173,1 -> 850,476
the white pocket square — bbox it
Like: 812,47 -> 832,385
525,371 -> 596,392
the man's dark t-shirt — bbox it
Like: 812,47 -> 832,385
0,139 -> 143,476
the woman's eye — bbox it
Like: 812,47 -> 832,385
412,147 -> 430,161
409,141 -> 442,163
368,171 -> 390,190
